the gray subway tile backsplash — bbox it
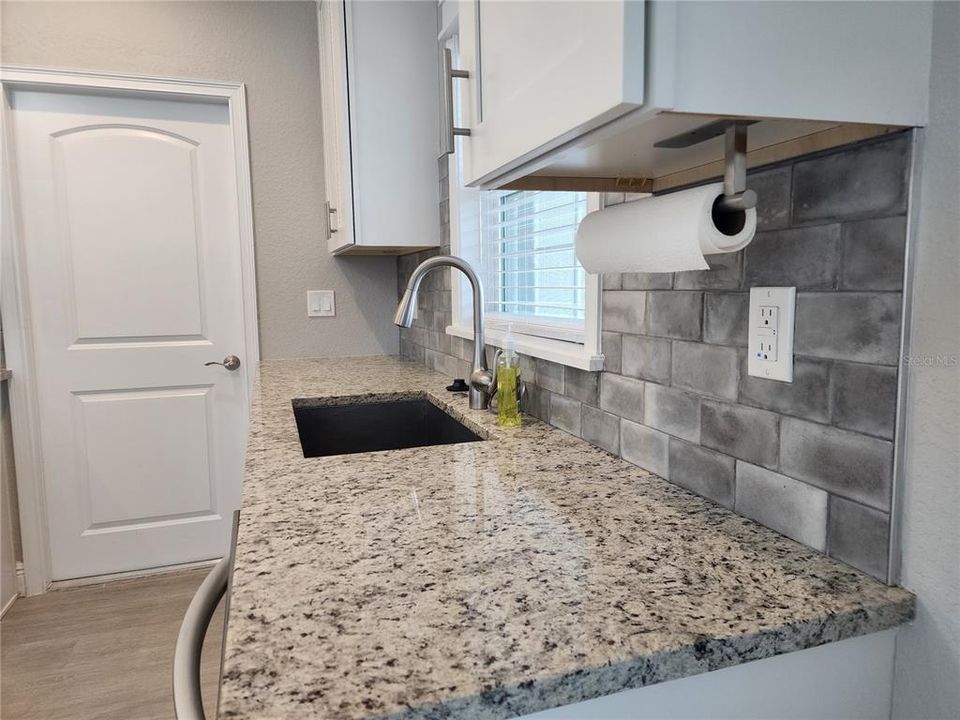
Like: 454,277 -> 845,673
703,293 -> 749,347
622,271 -> 673,290
519,353 -> 538,382
701,400 -> 780,469
668,438 -> 736,509
779,417 -> 893,511
792,133 -> 909,224
581,405 -> 620,455
828,495 -> 891,579
600,332 -> 622,374
671,341 -> 739,400
621,334 -> 672,384
743,224 -> 842,289
735,461 -> 829,551
522,382 -> 551,424
673,252 -> 743,290
794,292 -> 902,365
644,291 -> 703,340
840,215 -> 908,291
549,393 -> 581,436
602,290 -> 646,334
536,358 -> 565,394
599,373 -> 645,424
643,382 -> 701,443
602,272 -> 623,290
564,365 -> 600,406
749,165 -> 792,231
400,132 -> 911,581
620,420 -> 669,478
830,362 -> 898,440
738,355 -> 831,424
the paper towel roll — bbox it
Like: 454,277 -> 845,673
575,182 -> 756,273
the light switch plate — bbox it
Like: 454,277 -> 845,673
307,290 -> 335,317
748,287 -> 796,382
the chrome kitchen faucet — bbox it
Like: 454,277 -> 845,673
394,256 -> 495,410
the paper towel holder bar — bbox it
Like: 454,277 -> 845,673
716,123 -> 757,214
655,120 -> 757,214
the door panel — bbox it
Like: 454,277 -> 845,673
10,89 -> 248,579
76,387 -> 215,528
55,126 -> 205,341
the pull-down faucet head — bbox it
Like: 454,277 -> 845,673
394,255 -> 494,410
393,288 -> 417,328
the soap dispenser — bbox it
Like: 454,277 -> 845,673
496,325 -> 522,428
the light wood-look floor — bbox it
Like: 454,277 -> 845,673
1,569 -> 224,720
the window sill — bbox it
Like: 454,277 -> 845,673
446,324 -> 604,371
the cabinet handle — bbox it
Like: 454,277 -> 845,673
441,47 -> 471,156
325,200 -> 339,238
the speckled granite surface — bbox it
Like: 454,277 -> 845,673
220,356 -> 913,719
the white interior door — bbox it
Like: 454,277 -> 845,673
9,88 -> 250,580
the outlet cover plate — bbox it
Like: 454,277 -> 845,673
748,286 -> 796,382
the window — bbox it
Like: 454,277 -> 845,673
451,171 -> 602,368
481,189 -> 588,335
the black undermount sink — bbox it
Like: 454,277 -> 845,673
292,397 -> 485,458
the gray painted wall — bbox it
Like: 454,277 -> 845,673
1,1 -> 400,359
892,2 -> 960,716
400,132 -> 913,582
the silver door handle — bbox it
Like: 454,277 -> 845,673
441,47 -> 470,156
204,355 -> 241,371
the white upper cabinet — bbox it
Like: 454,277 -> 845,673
454,0 -> 934,190
318,1 -> 440,255
457,1 -> 646,187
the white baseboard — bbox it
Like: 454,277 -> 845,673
49,558 -> 219,591
1,562 -> 27,617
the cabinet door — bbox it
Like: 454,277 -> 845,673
318,0 -> 355,253
458,0 -> 646,187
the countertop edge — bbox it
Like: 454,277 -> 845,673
387,596 -> 915,719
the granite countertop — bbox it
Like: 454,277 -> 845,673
220,356 -> 913,719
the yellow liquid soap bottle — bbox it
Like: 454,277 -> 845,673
497,325 -> 522,428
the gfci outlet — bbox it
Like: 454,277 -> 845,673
748,287 -> 796,382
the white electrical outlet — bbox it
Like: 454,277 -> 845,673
748,287 -> 796,382
307,290 -> 335,317
759,306 -> 779,329
755,331 -> 778,362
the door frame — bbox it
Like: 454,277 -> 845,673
0,66 -> 260,595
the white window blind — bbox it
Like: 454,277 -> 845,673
457,184 -> 590,342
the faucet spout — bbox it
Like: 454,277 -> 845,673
394,256 -> 493,410
393,288 -> 417,328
